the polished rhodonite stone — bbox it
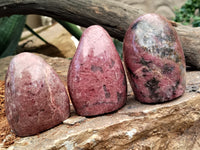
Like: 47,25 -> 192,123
123,14 -> 186,103
68,25 -> 127,116
5,52 -> 70,136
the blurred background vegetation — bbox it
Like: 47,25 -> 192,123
0,0 -> 199,59
174,0 -> 200,27
0,15 -> 83,58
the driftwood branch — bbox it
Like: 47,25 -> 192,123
0,0 -> 200,69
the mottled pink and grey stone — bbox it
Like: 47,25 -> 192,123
123,14 -> 186,103
5,52 -> 70,137
68,25 -> 127,116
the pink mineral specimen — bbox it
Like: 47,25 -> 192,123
123,14 -> 186,103
67,25 -> 127,116
5,52 -> 70,136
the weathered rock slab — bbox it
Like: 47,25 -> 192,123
0,55 -> 200,150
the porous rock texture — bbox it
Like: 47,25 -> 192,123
5,53 -> 70,136
123,14 -> 186,103
0,55 -> 200,150
68,25 -> 127,116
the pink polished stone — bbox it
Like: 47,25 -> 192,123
123,14 -> 186,103
5,52 -> 70,136
68,25 -> 127,116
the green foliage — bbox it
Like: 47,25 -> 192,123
0,15 -> 26,58
0,15 -> 123,59
174,0 -> 200,27
24,24 -> 49,45
113,39 -> 123,60
57,20 -> 83,40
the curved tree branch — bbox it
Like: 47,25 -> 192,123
0,0 -> 143,41
0,0 -> 200,69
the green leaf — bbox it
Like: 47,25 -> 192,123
193,16 -> 200,27
113,39 -> 123,60
0,15 -> 26,58
25,24 -> 49,45
56,20 -> 82,40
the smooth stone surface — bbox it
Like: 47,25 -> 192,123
123,14 -> 186,104
5,53 -> 70,136
0,55 -> 200,150
68,25 -> 127,116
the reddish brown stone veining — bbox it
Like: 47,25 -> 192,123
123,14 -> 186,103
5,53 -> 70,136
68,25 -> 127,116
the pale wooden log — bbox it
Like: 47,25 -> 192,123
0,0 -> 199,69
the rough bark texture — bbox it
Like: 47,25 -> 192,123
0,55 -> 200,149
0,0 -> 199,69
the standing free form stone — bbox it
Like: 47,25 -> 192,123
68,25 -> 127,116
5,52 -> 70,136
123,14 -> 186,103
